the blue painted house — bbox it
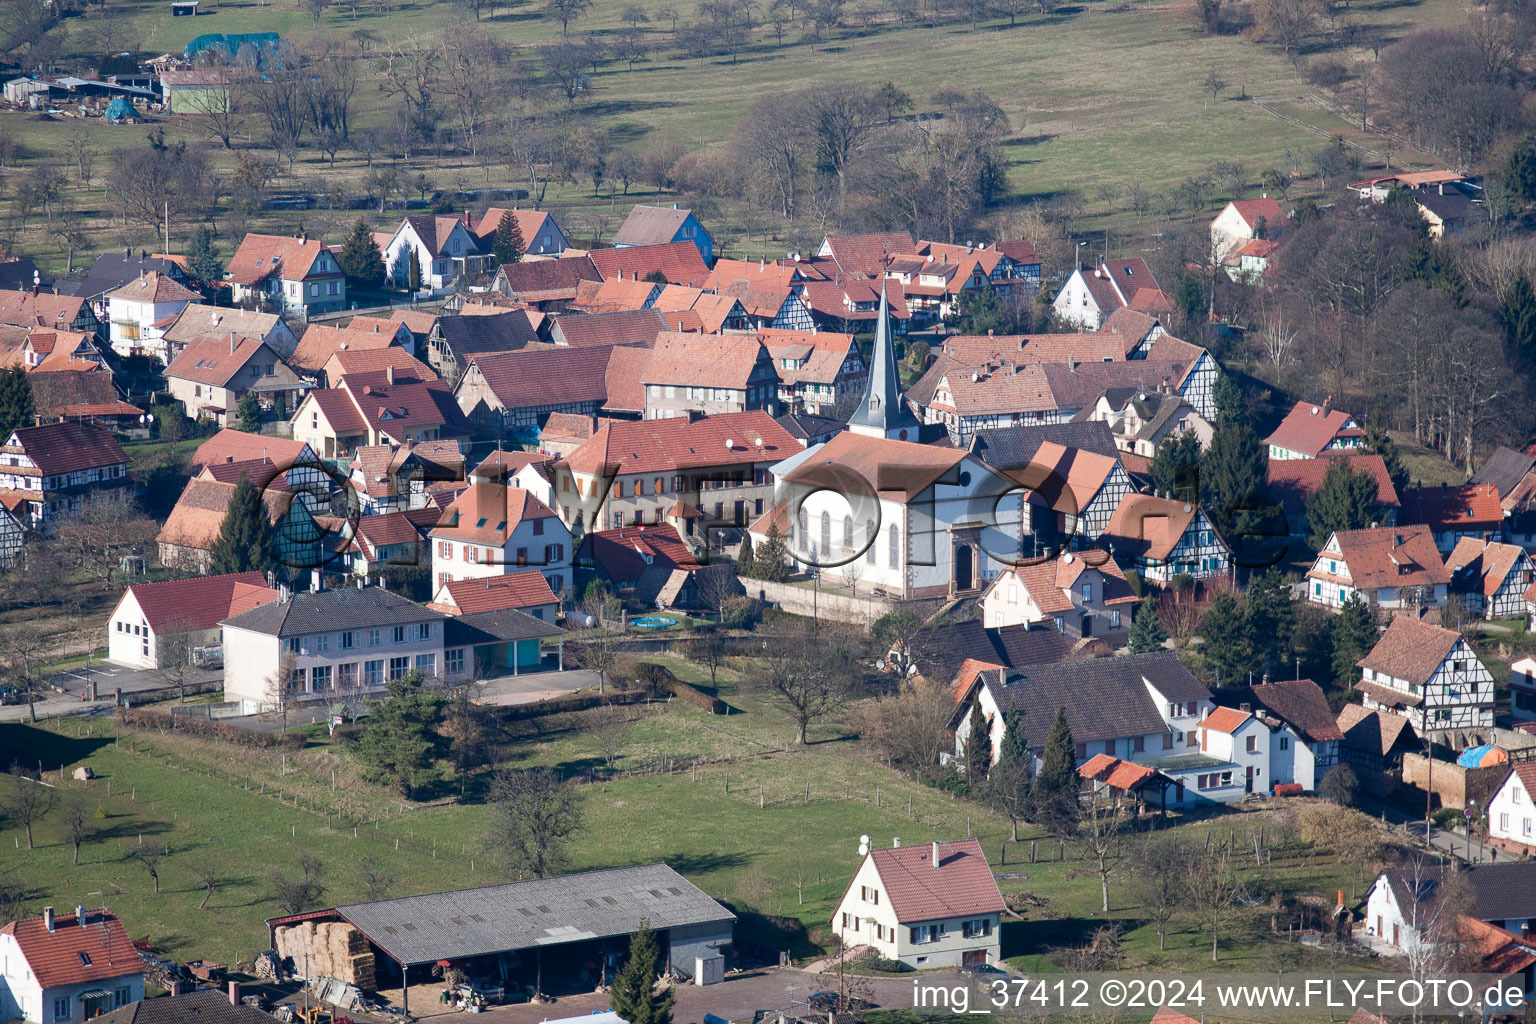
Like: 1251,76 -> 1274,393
612,204 -> 714,264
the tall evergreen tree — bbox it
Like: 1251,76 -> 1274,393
337,217 -> 386,286
1200,591 -> 1254,686
1245,568 -> 1294,678
735,534 -> 755,577
1330,594 -> 1379,686
1127,597 -> 1169,654
962,702 -> 991,788
1506,135 -> 1536,204
492,211 -> 524,265
1504,275 -> 1536,367
235,392 -> 262,433
0,365 -> 35,439
1211,372 -> 1243,424
353,671 -> 445,798
987,709 -> 1032,841
1305,459 -> 1383,548
1201,421 -> 1270,538
1033,707 -> 1078,835
611,920 -> 673,1024
1149,427 -> 1202,502
185,225 -> 224,291
753,521 -> 790,581
407,247 -> 423,292
208,473 -> 267,575
1362,411 -> 1409,493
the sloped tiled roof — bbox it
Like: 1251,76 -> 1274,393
498,256 -> 602,302
554,309 -> 670,349
156,474 -> 298,550
970,421 -> 1119,467
105,271 -> 199,304
193,429 -> 310,471
472,208 -> 556,248
402,215 -> 476,258
1223,197 -> 1285,230
1264,400 -> 1363,457
863,839 -> 1004,923
1445,538 -> 1532,598
0,289 -> 86,329
571,277 -> 660,314
1243,679 -> 1343,743
586,241 -> 710,287
1103,493 -> 1209,563
820,232 -> 916,276
785,432 -> 966,503
580,524 -> 699,583
642,332 -> 766,389
1005,552 -> 1135,615
1358,616 -> 1465,687
564,411 -> 796,477
1199,705 -> 1251,735
164,336 -> 274,387
1310,524 -> 1448,590
289,324 -> 399,376
7,421 -> 126,475
612,205 -> 696,248
94,989 -> 275,1024
1400,483 -> 1503,534
1266,454 -> 1400,517
27,370 -> 142,421
121,571 -> 280,632
430,481 -> 557,545
1,909 -> 141,990
1078,753 -> 1157,790
223,584 -> 444,637
226,234 -> 335,286
468,344 -> 626,411
435,571 -> 557,614
1337,704 -> 1415,758
602,345 -> 652,414
434,311 -> 540,361
163,304 -> 285,347
323,346 -> 436,385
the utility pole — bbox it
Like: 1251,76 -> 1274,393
163,200 -> 170,257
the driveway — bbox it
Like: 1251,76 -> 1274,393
471,669 -> 599,707
0,662 -> 222,723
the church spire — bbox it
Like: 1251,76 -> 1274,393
847,284 -> 919,441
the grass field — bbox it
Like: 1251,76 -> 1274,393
2,653 -> 1386,978
1,0 -> 1463,275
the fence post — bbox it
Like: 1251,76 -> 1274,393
759,784 -> 764,809
725,772 -> 729,794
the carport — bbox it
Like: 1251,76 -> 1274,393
444,608 -> 565,676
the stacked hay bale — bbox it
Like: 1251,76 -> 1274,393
273,922 -> 375,989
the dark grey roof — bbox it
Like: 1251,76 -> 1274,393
775,412 -> 844,441
1463,863 -> 1536,923
1414,189 -> 1477,222
0,257 -> 44,291
221,585 -> 446,637
56,253 -> 182,299
976,652 -> 1209,747
444,607 -> 564,646
1472,446 -> 1536,497
330,863 -> 734,965
1068,388 -> 1190,441
92,991 -> 273,1024
845,287 -> 918,437
434,311 -> 539,361
918,620 -> 1076,673
969,420 -> 1119,467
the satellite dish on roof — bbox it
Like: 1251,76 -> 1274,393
857,835 -> 870,857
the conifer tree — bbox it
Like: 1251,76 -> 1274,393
1245,567 -> 1294,677
209,473 -> 267,575
406,247 -> 423,292
1201,421 -> 1269,537
1211,372 -> 1243,424
1305,459 -> 1383,548
611,920 -> 673,1024
1362,411 -> 1409,493
1330,594 -> 1379,686
1149,427 -> 1202,502
962,702 -> 991,788
1506,135 -> 1536,204
0,365 -> 35,439
735,534 -> 755,577
1504,275 -> 1536,367
185,225 -> 224,291
754,521 -> 790,581
1127,597 -> 1169,654
987,709 -> 1032,841
337,217 -> 385,286
1200,591 -> 1253,686
492,211 -> 524,265
1033,708 -> 1079,835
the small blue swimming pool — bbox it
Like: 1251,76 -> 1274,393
632,616 -> 678,629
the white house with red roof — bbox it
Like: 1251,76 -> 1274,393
104,272 -> 200,362
1209,197 -> 1285,264
226,234 -> 346,316
979,550 -> 1136,638
1401,482 -> 1506,555
428,571 -> 558,620
471,208 -> 568,257
1487,764 -> 1536,853
0,906 -> 143,1024
164,335 -> 306,426
384,215 -> 483,291
1196,705 -> 1292,802
830,839 -> 1004,969
1265,399 -> 1364,460
1052,258 -> 1169,331
107,571 -> 281,669
429,480 -> 571,595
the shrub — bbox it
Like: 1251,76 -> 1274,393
859,958 -> 914,974
632,661 -> 727,714
719,595 -> 759,629
116,707 -> 306,749
1432,806 -> 1463,830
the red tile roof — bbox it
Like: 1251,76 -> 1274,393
1,908 -> 142,989
290,323 -> 399,375
193,430 -> 311,471
1309,524 -> 1449,590
469,344 -> 627,410
323,346 -> 437,386
1400,483 -> 1503,533
1199,705 -> 1251,734
1225,197 -> 1285,230
1078,753 -> 1157,790
497,256 -> 602,302
862,839 -> 1005,923
430,482 -> 557,545
1359,616 -> 1464,687
1264,400 -> 1363,457
353,511 -> 428,554
563,411 -> 797,477
227,234 -> 336,286
1445,538 -> 1532,597
642,333 -> 767,389
121,571 -> 280,632
7,421 -> 126,475
785,432 -> 966,503
586,241 -> 710,287
164,336 -> 275,387
0,289 -> 86,329
434,571 -> 557,613
1266,454 -> 1401,516
820,232 -> 916,276
582,524 -> 699,582
105,271 -> 199,304
472,208 -> 557,248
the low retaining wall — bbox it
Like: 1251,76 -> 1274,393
739,577 -> 895,625
1401,752 -> 1509,811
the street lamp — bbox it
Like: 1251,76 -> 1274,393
1465,800 -> 1476,862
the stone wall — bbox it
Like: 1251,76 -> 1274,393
739,576 -> 896,625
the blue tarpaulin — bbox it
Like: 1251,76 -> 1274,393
183,32 -> 281,66
1458,744 -> 1499,768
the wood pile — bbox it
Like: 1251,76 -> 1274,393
274,921 -> 377,990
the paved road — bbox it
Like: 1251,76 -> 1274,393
1358,794 -> 1496,864
1,662 -> 221,723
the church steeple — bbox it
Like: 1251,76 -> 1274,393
847,284 -> 919,441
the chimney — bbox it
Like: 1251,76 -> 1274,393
229,982 -> 241,1008
386,365 -> 395,385
76,905 -> 85,927
1261,673 -> 1269,685
931,840 -> 941,869
169,982 -> 182,998
298,233 -> 307,245
43,907 -> 54,932
893,838 -> 900,847
229,332 -> 236,355
1240,702 -> 1252,712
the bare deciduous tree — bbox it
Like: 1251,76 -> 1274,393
750,622 -> 858,744
485,767 -> 583,879
6,769 -> 53,850
59,796 -> 91,866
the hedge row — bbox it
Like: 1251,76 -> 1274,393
115,707 -> 307,749
483,687 -> 653,723
631,662 -> 727,715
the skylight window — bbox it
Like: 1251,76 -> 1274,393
476,518 -> 487,528
78,952 -> 92,965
